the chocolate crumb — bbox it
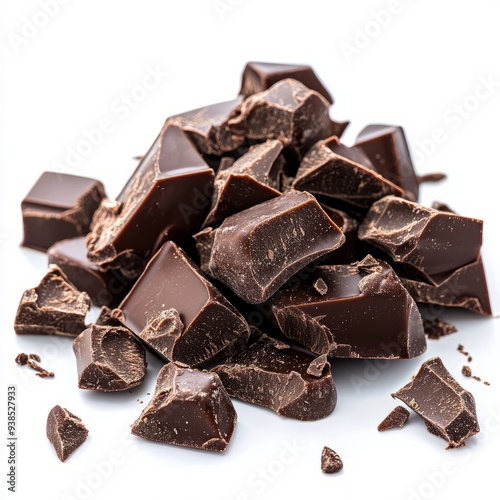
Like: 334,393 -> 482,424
418,173 -> 447,183
313,278 -> 328,295
27,358 -> 54,378
423,318 -> 457,340
15,353 -> 28,365
484,381 -> 491,386
472,375 -> 482,382
378,406 -> 410,431
462,366 -> 472,377
28,353 -> 41,362
467,356 -> 472,362
321,446 -> 343,474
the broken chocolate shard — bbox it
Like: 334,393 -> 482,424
355,124 -> 419,201
213,334 -> 336,421
205,191 -> 345,304
328,119 -> 350,140
419,173 -> 447,183
14,265 -> 90,337
120,241 -> 250,367
46,405 -> 89,462
324,135 -> 374,170
321,447 -> 343,474
313,278 -> 328,295
15,353 -> 29,365
462,365 -> 472,378
95,306 -> 126,327
377,406 -> 410,431
22,172 -> 105,252
131,363 -> 237,452
73,324 -> 146,391
392,357 -> 480,448
272,256 -> 426,359
431,201 -> 454,213
27,357 -> 54,378
86,125 -> 214,278
423,318 -> 457,340
359,196 -> 483,285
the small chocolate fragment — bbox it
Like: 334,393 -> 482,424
15,353 -> 29,365
239,61 -> 334,104
205,191 -> 345,304
119,241 -> 250,367
423,318 -> 457,339
14,266 -> 90,337
359,196 -> 483,285
27,357 -> 54,378
22,172 -> 105,252
392,357 -> 480,448
419,173 -> 447,183
48,237 -> 132,307
355,124 -> 419,201
377,406 -> 410,431
313,278 -> 328,295
46,405 -> 89,462
131,363 -> 236,452
328,119 -> 350,140
95,306 -> 126,327
462,365 -> 472,378
272,256 -> 426,359
213,335 -> 336,421
73,324 -> 146,391
431,201 -> 454,213
321,447 -> 343,474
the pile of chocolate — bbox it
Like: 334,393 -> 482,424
16,62 -> 490,464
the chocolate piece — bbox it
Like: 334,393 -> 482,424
95,306 -> 126,327
462,365 -> 472,378
131,363 -> 236,452
401,257 -> 491,315
225,79 -> 331,157
377,406 -> 410,431
359,196 -> 483,285
392,357 -> 480,448
419,173 -> 447,183
239,61 -> 333,104
271,256 -> 426,359
15,352 -> 53,377
48,237 -> 132,307
324,135 -> 374,169
293,138 -> 403,210
423,318 -> 457,340
86,125 -> 214,278
213,334 -> 336,421
203,140 -> 283,228
328,119 -> 350,140
205,191 -> 345,304
14,265 -> 90,337
313,278 -> 328,295
73,324 -> 146,391
46,405 -> 89,462
22,172 -> 105,252
457,344 -> 470,357
431,201 -> 454,213
217,156 -> 236,171
321,447 -> 343,474
193,226 -> 215,274
15,353 -> 29,365
119,241 -> 250,367
355,124 -> 419,201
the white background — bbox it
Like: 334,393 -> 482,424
1,1 -> 500,499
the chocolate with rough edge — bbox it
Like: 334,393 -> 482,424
22,172 -> 105,252
119,241 -> 250,367
46,405 -> 89,462
14,265 -> 90,337
328,119 -> 350,140
131,363 -> 237,452
423,318 -> 457,340
95,306 -> 126,327
377,406 -> 410,431
271,256 -> 426,359
392,357 -> 480,448
206,191 -> 345,304
321,447 -> 343,474
73,324 -> 146,391
86,125 -> 214,279
212,334 -> 336,421
359,196 -> 483,285
324,135 -> 374,169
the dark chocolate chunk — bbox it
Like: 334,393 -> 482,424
324,135 -> 374,169
86,125 -> 214,278
355,124 -> 419,201
313,278 -> 328,295
418,173 -> 447,183
359,196 -> 483,285
48,237 -> 133,307
321,447 -> 343,474
392,357 -> 480,448
119,241 -> 250,367
95,306 -> 126,327
46,405 -> 89,462
212,334 -> 336,421
21,172 -> 105,252
131,363 -> 236,452
73,324 -> 146,391
377,406 -> 410,431
271,256 -> 426,359
14,265 -> 90,337
205,191 -> 345,304
423,318 -> 457,340
239,61 -> 333,104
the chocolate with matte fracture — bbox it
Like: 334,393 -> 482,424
205,191 -> 345,304
131,363 -> 237,452
293,137 -> 403,210
14,265 -> 90,337
48,237 -> 132,307
86,125 -> 214,278
212,334 -> 336,421
73,324 -> 146,391
119,241 -> 250,367
321,447 -> 343,474
359,196 -> 483,285
377,406 -> 410,431
392,357 -> 480,448
423,318 -> 457,340
324,135 -> 374,169
46,405 -> 89,462
271,256 -> 426,359
22,172 -> 105,252
96,306 -> 126,327
202,140 -> 283,228
355,124 -> 420,201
